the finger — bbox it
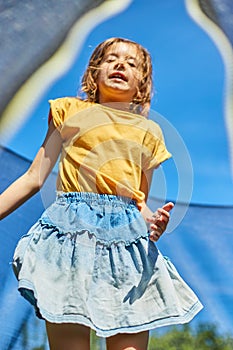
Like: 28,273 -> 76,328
146,214 -> 161,224
146,216 -> 159,223
162,202 -> 174,212
147,202 -> 174,222
149,211 -> 170,225
150,217 -> 168,237
149,227 -> 164,241
151,224 -> 164,236
146,211 -> 161,223
150,223 -> 166,233
156,208 -> 171,220
149,232 -> 160,242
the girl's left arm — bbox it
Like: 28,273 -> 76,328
139,168 -> 174,242
0,121 -> 62,220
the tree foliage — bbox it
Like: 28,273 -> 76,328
148,324 -> 233,350
77,324 -> 233,350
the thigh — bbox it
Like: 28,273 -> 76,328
46,321 -> 90,350
106,331 -> 149,350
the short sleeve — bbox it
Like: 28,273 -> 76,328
48,98 -> 68,129
143,120 -> 171,170
48,97 -> 94,130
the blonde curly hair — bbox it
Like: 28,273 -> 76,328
81,37 -> 153,115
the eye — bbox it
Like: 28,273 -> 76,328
106,58 -> 115,63
104,55 -> 117,63
128,62 -> 136,67
127,59 -> 137,67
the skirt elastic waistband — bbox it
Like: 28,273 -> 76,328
56,192 -> 137,206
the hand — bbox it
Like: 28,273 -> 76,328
146,202 -> 174,242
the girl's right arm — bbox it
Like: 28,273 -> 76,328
0,121 -> 62,220
139,168 -> 174,241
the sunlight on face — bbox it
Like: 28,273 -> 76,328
97,42 -> 143,104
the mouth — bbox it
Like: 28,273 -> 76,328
109,72 -> 128,82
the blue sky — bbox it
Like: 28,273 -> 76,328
4,0 -> 233,206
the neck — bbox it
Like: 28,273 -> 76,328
99,101 -> 132,111
98,101 -> 143,115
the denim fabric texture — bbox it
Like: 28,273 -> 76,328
13,192 -> 203,337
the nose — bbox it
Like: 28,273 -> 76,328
114,60 -> 126,70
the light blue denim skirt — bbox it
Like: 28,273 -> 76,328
13,192 -> 203,337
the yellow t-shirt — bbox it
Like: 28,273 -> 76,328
49,97 -> 171,203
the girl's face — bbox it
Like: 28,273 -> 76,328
97,42 -> 142,104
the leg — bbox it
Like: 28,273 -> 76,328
46,321 -> 90,350
106,331 -> 149,350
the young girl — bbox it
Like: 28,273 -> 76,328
0,38 -> 202,350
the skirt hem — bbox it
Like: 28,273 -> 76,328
18,280 -> 203,338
